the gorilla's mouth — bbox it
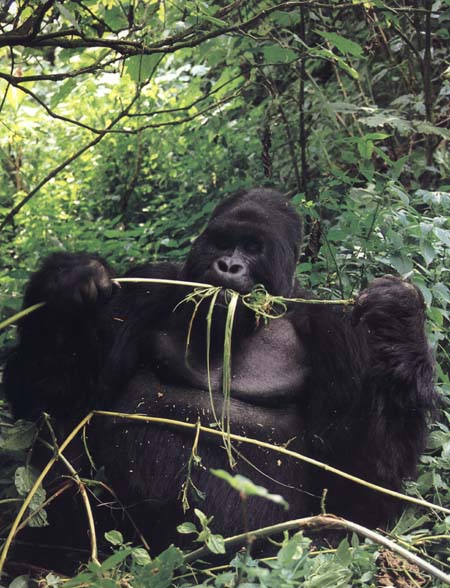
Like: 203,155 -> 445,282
202,270 -> 254,295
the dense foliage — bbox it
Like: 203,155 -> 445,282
0,1 -> 449,586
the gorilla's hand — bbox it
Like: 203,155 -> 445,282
351,275 -> 425,331
25,252 -> 115,309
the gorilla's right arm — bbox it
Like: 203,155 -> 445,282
4,252 -> 180,421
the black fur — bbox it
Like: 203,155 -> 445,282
5,188 -> 436,563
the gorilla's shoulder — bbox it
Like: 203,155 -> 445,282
124,260 -> 181,279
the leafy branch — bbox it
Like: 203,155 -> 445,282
0,87 -> 142,230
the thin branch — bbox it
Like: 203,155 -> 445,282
0,412 -> 94,574
184,514 -> 450,585
128,73 -> 243,118
127,89 -> 244,132
422,0 -> 434,167
0,48 -> 14,114
0,302 -> 44,331
1,80 -> 103,134
16,481 -> 72,533
0,54 -> 123,83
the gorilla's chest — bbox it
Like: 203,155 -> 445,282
150,317 -> 307,406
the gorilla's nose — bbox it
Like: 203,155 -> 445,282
214,256 -> 245,277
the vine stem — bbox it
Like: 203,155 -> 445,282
93,411 -> 450,517
42,415 -> 99,565
0,302 -> 44,331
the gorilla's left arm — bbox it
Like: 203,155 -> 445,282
298,276 -> 436,520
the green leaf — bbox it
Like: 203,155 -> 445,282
312,48 -> 359,78
417,189 -> 450,207
433,283 -> 450,305
357,138 -> 373,159
56,2 -> 81,32
261,44 -> 298,63
360,113 -> 413,133
142,546 -> 184,588
98,579 -> 118,588
276,533 -> 310,567
415,121 -> 450,140
177,521 -> 197,534
104,6 -> 128,30
363,132 -> 390,140
434,227 -> 450,247
9,575 -> 30,588
194,508 -> 211,527
104,529 -> 124,546
100,548 -> 133,572
126,53 -> 162,83
50,79 -> 77,109
316,30 -> 364,57
334,538 -> 351,566
383,255 -> 413,275
14,466 -> 35,496
14,466 -> 48,527
211,469 -> 289,509
0,420 -> 37,451
206,533 -> 225,554
420,241 -> 436,266
197,12 -> 226,27
44,573 -> 62,588
131,547 -> 152,566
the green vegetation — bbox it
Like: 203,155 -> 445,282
0,0 -> 449,586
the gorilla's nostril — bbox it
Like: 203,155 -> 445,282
230,264 -> 243,274
217,259 -> 229,272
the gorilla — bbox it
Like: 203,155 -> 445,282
5,187 -> 436,560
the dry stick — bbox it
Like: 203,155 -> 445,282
16,481 -> 72,533
115,278 -> 354,306
93,411 -> 450,518
42,416 -> 99,565
115,277 -> 215,289
0,412 -> 94,575
184,514 -> 450,585
0,280 -> 352,337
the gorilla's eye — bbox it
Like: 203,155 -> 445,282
210,233 -> 232,251
242,237 -> 263,255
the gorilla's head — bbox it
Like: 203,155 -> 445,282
182,188 -> 302,297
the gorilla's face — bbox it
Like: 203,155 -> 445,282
191,222 -> 266,293
182,189 -> 301,297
